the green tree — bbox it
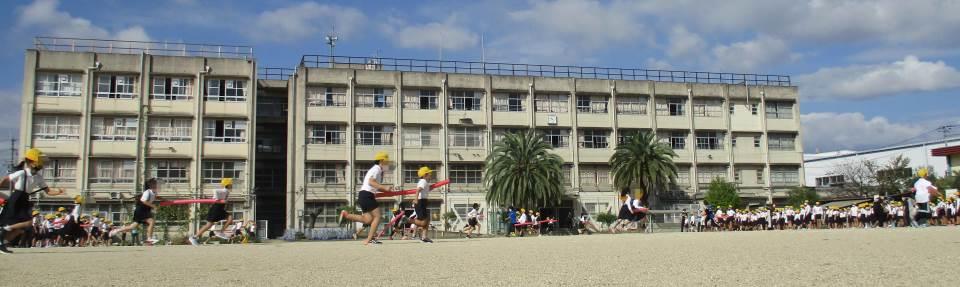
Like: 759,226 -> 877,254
704,178 -> 740,208
609,131 -> 678,203
786,186 -> 820,207
484,130 -> 565,209
595,212 -> 617,228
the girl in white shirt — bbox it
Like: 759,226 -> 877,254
338,152 -> 395,246
0,148 -> 65,254
109,178 -> 161,245
408,166 -> 434,243
463,203 -> 481,239
190,178 -> 235,246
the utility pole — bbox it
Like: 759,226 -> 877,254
325,27 -> 338,68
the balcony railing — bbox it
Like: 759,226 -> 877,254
35,37 -> 253,59
301,55 -> 792,86
259,67 -> 295,80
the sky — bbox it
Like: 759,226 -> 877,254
1,0 -> 959,164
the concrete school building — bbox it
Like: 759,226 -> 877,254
804,137 -> 960,189
17,37 -> 803,237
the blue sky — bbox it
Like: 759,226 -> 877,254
1,0 -> 959,160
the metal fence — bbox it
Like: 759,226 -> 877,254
259,67 -> 295,80
301,55 -> 792,86
35,37 -> 254,59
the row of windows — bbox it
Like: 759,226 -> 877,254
40,159 -> 245,186
300,162 -> 801,187
32,116 -> 247,143
35,73 -> 247,102
304,87 -> 794,118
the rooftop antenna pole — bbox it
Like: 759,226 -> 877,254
480,33 -> 486,74
325,26 -> 338,68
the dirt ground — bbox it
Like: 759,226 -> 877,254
2,227 -> 958,286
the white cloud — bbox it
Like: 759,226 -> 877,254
665,26 -> 706,60
250,2 -> 365,43
796,56 -> 960,100
381,17 -> 478,51
800,112 -> 927,152
710,35 -> 798,73
15,0 -> 151,41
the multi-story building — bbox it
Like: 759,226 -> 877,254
19,38 -> 259,230
287,56 -> 803,233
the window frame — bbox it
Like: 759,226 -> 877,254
148,159 -> 190,184
308,124 -> 346,145
95,74 -> 138,99
147,118 -> 192,142
32,115 -> 81,140
448,127 -> 484,148
615,96 -> 647,115
91,117 -> 138,141
202,161 -> 245,185
578,129 -> 609,149
90,159 -> 136,184
534,94 -> 569,113
205,79 -> 247,102
36,73 -> 82,97
449,164 -> 483,184
306,162 -> 347,185
576,95 -> 609,113
203,119 -> 248,143
449,90 -> 483,111
695,131 -> 723,150
355,125 -> 394,146
151,77 -> 193,101
541,129 -> 571,148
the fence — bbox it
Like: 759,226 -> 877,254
301,55 -> 792,86
34,37 -> 253,59
259,67 -> 295,80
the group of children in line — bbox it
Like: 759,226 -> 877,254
505,207 -> 558,237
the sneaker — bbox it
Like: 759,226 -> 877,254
338,210 -> 348,225
188,236 -> 199,246
370,239 -> 383,244
146,238 -> 160,244
215,232 -> 230,240
0,245 -> 11,254
420,238 -> 433,243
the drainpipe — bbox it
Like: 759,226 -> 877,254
80,59 -> 102,211
193,64 -> 211,234
134,52 -> 147,206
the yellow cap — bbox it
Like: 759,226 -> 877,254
57,207 -> 66,212
221,178 -> 234,187
374,151 -> 390,162
45,214 -> 55,220
24,148 -> 43,164
917,168 -> 928,178
32,210 -> 40,216
417,166 -> 433,178
74,195 -> 84,205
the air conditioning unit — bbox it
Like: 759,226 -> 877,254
110,192 -> 121,200
546,115 -> 558,125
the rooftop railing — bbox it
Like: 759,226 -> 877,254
34,37 -> 254,59
301,55 -> 792,86
258,67 -> 295,80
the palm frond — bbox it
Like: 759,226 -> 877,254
484,129 -> 565,209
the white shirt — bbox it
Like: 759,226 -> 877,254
360,165 -> 383,192
140,189 -> 157,202
467,208 -> 479,219
213,188 -> 230,200
416,179 -> 430,200
90,217 -> 101,227
914,178 -> 934,203
7,168 -> 48,192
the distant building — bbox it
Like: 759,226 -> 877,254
803,137 -> 960,188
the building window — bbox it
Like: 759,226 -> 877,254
771,167 -> 799,185
48,158 -> 77,184
615,96 -> 647,115
307,87 -> 347,107
815,175 -> 845,187
403,163 -> 440,184
692,99 -> 722,117
404,90 -> 438,110
151,77 -> 193,100
697,166 -> 727,184
355,125 -> 394,146
403,125 -> 440,147
493,92 -> 525,112
562,164 -> 573,186
449,164 -> 483,184
304,202 -> 347,228
205,79 -> 246,102
576,95 -> 608,113
731,137 -> 737,147
90,159 -> 136,184
306,162 -> 347,184
308,124 -> 346,145
729,104 -> 735,115
767,133 -> 796,151
754,136 -> 761,148
204,119 -> 247,143
354,162 -> 394,185
356,87 -> 393,108
579,165 -> 610,186
492,128 -> 526,142
695,131 -> 723,150
96,75 -> 137,99
617,129 -> 643,144
676,167 -> 690,185
148,160 -> 190,184
578,129 -> 609,149
541,129 -> 571,148
202,161 -> 245,184
91,117 -> 138,141
449,127 -> 484,147
756,168 -> 764,183
534,94 -> 569,113
751,103 -> 759,115
666,131 -> 686,150
36,73 -> 82,97
766,101 -> 794,119
656,98 -> 685,116
734,168 -> 742,183
32,116 -> 80,140
147,118 -> 191,142
449,90 -> 482,111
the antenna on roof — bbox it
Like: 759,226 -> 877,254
325,25 -> 338,68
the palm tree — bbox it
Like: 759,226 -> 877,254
609,131 -> 678,205
484,129 -> 566,209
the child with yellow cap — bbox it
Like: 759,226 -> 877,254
913,168 -> 940,227
0,148 -> 65,254
338,151 -> 395,245
407,166 -> 435,243
109,178 -> 161,245
189,178 -> 235,246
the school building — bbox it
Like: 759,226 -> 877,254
16,37 -> 803,237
